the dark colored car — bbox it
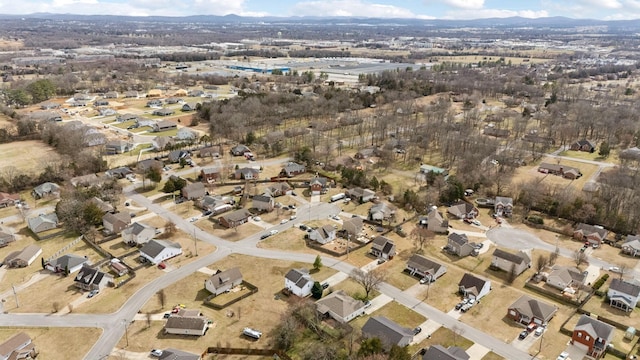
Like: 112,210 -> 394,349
163,313 -> 171,319
260,233 -> 270,240
518,330 -> 529,340
321,282 -> 330,289
413,327 -> 422,335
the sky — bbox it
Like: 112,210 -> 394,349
2,0 -> 640,20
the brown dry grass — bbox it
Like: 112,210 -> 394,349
350,300 -> 426,329
0,327 -> 101,360
328,277 -> 379,300
257,228 -> 314,254
0,140 -> 61,174
482,352 -> 505,360
418,326 -> 474,351
204,219 -> 263,242
511,159 -> 599,196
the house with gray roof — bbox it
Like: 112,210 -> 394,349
507,295 -> 558,325
158,348 -> 201,360
264,182 -> 291,197
346,187 -> 376,203
368,202 -> 395,222
494,196 -> 513,217
218,209 -> 252,228
164,309 -> 208,336
309,176 -> 328,195
491,248 -> 531,275
447,201 -> 478,220
284,268 -> 314,297
122,222 -> 157,246
199,145 -> 221,158
105,140 -> 132,155
0,231 -> 15,248
572,315 -> 614,358
153,119 -> 176,130
102,212 -> 131,235
27,213 -> 58,234
137,158 -> 163,173
458,273 -> 491,300
205,267 -> 243,296
176,128 -> 197,141
182,102 -> 201,112
315,290 -> 366,323
309,225 -> 337,245
405,254 -> 447,281
419,208 -> 449,234
622,235 -> 640,257
74,265 -> 113,291
3,244 -> 42,268
361,316 -> 414,349
139,239 -> 182,265
280,162 -> 306,177
105,166 -> 133,179
545,266 -> 586,291
446,233 -> 475,257
230,144 -> 251,156
31,182 -> 60,199
370,236 -> 396,260
234,167 -> 260,180
252,194 -> 274,212
45,254 -> 88,274
342,217 -> 364,238
608,278 -> 640,312
422,345 -> 470,360
181,182 -> 206,200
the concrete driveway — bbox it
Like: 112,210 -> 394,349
364,294 -> 392,315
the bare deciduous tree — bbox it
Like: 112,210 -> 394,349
350,268 -> 387,299
157,290 -> 166,308
535,254 -> 548,274
574,250 -> 587,266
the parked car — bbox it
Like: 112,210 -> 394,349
270,229 -> 279,235
163,313 -> 171,319
609,266 -> 621,273
289,204 -> 296,209
87,289 -> 99,298
364,300 -> 372,308
556,352 -> 569,360
253,216 -> 261,221
290,215 -> 297,220
471,219 -> 481,226
518,330 -> 529,340
158,262 -> 166,269
377,259 -> 386,265
526,323 -> 538,332
151,349 -> 163,357
299,224 -> 308,231
413,327 -> 422,335
203,210 -> 212,216
280,219 -> 289,224
534,326 -> 544,336
321,282 -> 330,289
260,233 -> 271,240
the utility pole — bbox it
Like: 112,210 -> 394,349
11,284 -> 19,308
193,228 -> 198,256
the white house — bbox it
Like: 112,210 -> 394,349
608,278 -> 640,312
139,239 -> 182,264
458,273 -> 491,300
122,222 -> 157,246
284,269 -> 314,297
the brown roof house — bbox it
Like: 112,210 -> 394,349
218,209 -> 252,228
608,278 -> 640,312
571,315 -> 614,358
89,197 -> 115,214
458,273 -> 492,300
538,163 -> 582,179
74,265 -> 113,291
570,139 -> 596,152
309,176 -> 328,195
316,290 -> 366,323
27,213 -> 58,234
309,225 -> 337,245
494,196 -> 514,217
490,249 -> 531,276
164,308 -> 209,336
234,167 -> 260,180
280,162 -> 306,177
181,182 -> 207,200
122,222 -> 157,246
139,239 -> 182,265
507,295 -> 558,326
102,212 -> 131,235
622,235 -> 640,257
284,268 -> 314,297
370,236 -> 396,261
446,233 -> 475,257
418,208 -> 449,234
361,316 -> 414,349
0,332 -> 37,360
545,266 -> 586,291
205,267 -> 243,296
264,182 -> 292,197
405,254 -> 447,282
3,244 -> 42,268
447,201 -> 478,220
573,223 -> 608,246
0,192 -> 19,208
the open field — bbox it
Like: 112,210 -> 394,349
0,327 -> 101,360
0,140 -> 61,173
128,254 -> 337,353
258,227 -> 315,254
350,299 -> 426,329
512,158 -> 599,194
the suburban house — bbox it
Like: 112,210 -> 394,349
89,197 -> 114,214
570,139 -> 596,152
124,90 -> 138,98
205,267 -> 243,296
153,119 -> 177,131
218,209 -> 252,228
175,128 -> 197,141
419,164 -> 449,177
146,99 -> 162,107
98,108 -> 116,116
607,278 -> 640,312
342,217 -> 364,238
27,213 -> 59,234
309,225 -> 337,245
105,166 -> 134,179
234,167 -> 260,180
494,196 -> 513,217
421,345 -> 470,360
116,113 -> 138,122
181,182 -> 207,200
284,268 -> 314,297
199,145 -> 221,158
200,167 -> 220,183
104,91 -> 118,99
0,231 -> 15,248
315,290 -> 366,323
168,150 -> 190,163
31,182 -> 60,199
165,97 -> 182,104
368,202 -> 395,222
252,195 -> 274,212
447,233 -> 475,257
44,254 -> 88,274
405,254 -> 447,281
370,236 -> 396,260
280,162 -> 306,177
136,159 -> 163,173
0,192 -> 19,208
110,260 -> 129,276
538,163 -> 582,179
139,239 -> 182,264
458,273 -> 492,300
491,249 -> 531,275
571,315 -> 614,358
182,102 -> 200,112
622,235 -> 640,257
102,212 -> 131,235
122,222 -> 157,246
152,136 -> 175,151
361,316 -> 414,349
70,173 -> 104,188
573,223 -> 609,246
158,348 -> 201,360
346,187 -> 376,203
418,208 -> 449,234
199,195 -> 234,213
264,182 -> 291,197
74,265 -> 113,291
3,245 -> 42,268
309,176 -> 328,195
447,201 -> 479,219
230,144 -> 251,156
0,332 -> 37,360
507,295 -> 558,326
354,147 -> 380,159
105,140 -> 132,155
164,309 -> 208,336
545,266 -> 586,291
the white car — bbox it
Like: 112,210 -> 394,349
556,351 -> 569,360
609,266 -> 621,273
151,349 -> 163,357
280,219 -> 288,224
253,216 -> 261,222
270,229 -> 279,235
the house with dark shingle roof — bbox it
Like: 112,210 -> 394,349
27,213 -> 58,234
74,265 -> 113,291
280,162 -> 306,177
421,345 -> 470,360
622,235 -> 640,257
315,290 -> 366,323
139,239 -> 182,265
105,166 -> 134,179
164,309 -> 208,336
252,194 -> 274,212
458,273 -> 491,300
538,162 -> 582,179
405,254 -> 447,281
0,231 -> 15,248
545,266 -> 586,291
264,182 -> 292,197
570,139 -> 596,152
446,233 -> 475,257
507,295 -> 558,325
181,182 -> 206,200
370,236 -> 396,260
218,209 -> 252,228
234,167 -> 260,180
45,254 -> 88,274
494,196 -> 513,217
158,348 -> 201,360
572,315 -> 614,358
361,316 -> 414,349
346,187 -> 376,203
284,269 -> 314,297
573,223 -> 608,246
491,248 -> 531,275
122,222 -> 157,246
368,202 -> 395,222
31,182 -> 60,199
309,176 -> 328,195
205,267 -> 243,296
200,167 -> 220,183
608,278 -> 640,312
447,201 -> 478,220
309,225 -> 337,245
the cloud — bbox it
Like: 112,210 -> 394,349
623,0 -> 640,9
443,8 -> 549,19
579,0 -> 623,9
291,0 -> 434,18
441,0 -> 484,10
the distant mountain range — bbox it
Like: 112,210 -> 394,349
1,13 -> 639,29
